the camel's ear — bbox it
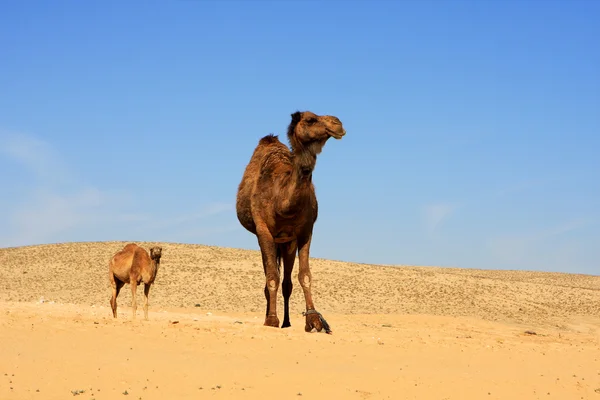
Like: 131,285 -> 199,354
290,111 -> 303,126
287,111 -> 303,139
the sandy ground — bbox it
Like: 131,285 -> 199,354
1,241 -> 599,399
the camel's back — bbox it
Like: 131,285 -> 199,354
131,246 -> 157,284
238,135 -> 291,188
109,243 -> 137,268
256,135 -> 293,173
236,135 -> 292,232
109,243 -> 139,281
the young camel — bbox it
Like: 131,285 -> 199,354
109,243 -> 162,320
236,111 -> 346,334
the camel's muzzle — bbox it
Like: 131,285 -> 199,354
329,128 -> 346,140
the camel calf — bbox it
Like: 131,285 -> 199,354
108,243 -> 162,320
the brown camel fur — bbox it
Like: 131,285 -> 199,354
108,243 -> 162,320
236,111 -> 346,333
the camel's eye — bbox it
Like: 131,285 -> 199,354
306,117 -> 318,125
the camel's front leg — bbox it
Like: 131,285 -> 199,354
256,223 -> 280,328
298,234 -> 332,334
131,281 -> 138,320
143,283 -> 151,320
281,240 -> 297,328
109,274 -> 124,318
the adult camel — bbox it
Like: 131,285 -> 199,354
236,111 -> 346,333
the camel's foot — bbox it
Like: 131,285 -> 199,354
281,319 -> 291,328
264,315 -> 280,327
304,310 -> 332,334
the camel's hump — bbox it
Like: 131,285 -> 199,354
258,134 -> 281,145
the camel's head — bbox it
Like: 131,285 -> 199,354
287,111 -> 346,151
149,246 -> 162,262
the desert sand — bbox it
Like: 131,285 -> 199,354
1,241 -> 599,399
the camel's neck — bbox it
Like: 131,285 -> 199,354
289,137 -> 322,179
151,258 -> 160,272
276,142 -> 320,215
292,146 -> 317,178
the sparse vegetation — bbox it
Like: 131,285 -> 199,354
1,242 -> 597,327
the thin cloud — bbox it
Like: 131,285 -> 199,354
0,132 -> 69,184
0,131 -> 233,247
132,202 -> 234,232
490,217 -> 592,246
3,187 -> 139,247
540,218 -> 591,239
491,177 -> 553,199
423,203 -> 456,234
485,217 -> 595,269
420,179 -> 551,238
165,202 -> 233,226
0,132 -> 138,247
171,223 -> 240,241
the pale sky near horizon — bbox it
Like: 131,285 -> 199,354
1,1 -> 598,275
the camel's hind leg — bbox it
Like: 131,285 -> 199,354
131,281 -> 139,320
143,283 -> 151,321
110,275 -> 124,318
256,223 -> 280,328
281,241 -> 297,328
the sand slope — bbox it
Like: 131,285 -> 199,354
1,241 -> 599,399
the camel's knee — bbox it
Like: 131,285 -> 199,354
266,274 -> 280,293
268,279 -> 278,292
298,274 -> 311,289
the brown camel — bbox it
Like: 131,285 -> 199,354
108,243 -> 162,320
236,111 -> 346,334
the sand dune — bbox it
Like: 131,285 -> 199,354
1,241 -> 599,399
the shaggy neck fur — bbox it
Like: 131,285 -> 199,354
291,141 -> 319,179
151,257 -> 161,272
286,114 -> 324,180
275,117 -> 326,215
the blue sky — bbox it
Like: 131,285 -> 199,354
1,0 -> 598,275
